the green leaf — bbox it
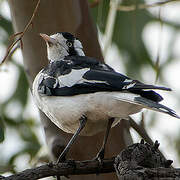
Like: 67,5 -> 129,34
0,15 -> 13,36
12,63 -> 29,107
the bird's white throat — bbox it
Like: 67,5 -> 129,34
47,44 -> 69,61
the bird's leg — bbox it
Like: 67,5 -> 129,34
94,117 -> 114,161
57,115 -> 87,163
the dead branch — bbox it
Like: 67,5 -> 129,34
3,140 -> 180,180
3,158 -> 115,180
115,166 -> 180,180
114,140 -> 175,180
129,117 -> 154,145
117,0 -> 180,11
128,117 -> 170,167
0,0 -> 41,65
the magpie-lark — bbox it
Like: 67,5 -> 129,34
33,32 -> 180,162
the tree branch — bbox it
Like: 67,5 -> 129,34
128,117 -> 170,167
117,0 -> 180,11
115,166 -> 180,180
114,140 -> 174,179
3,140 -> 180,180
0,0 -> 41,65
129,117 -> 154,145
3,158 -> 115,180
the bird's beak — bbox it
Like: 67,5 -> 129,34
39,33 -> 57,45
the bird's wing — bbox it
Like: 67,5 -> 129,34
37,62 -> 180,119
38,62 -> 170,102
81,69 -> 171,91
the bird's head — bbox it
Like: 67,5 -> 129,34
40,32 -> 85,62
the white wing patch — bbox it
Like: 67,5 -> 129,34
124,79 -> 133,83
58,68 -> 90,87
122,82 -> 136,89
73,40 -> 85,56
78,78 -> 109,85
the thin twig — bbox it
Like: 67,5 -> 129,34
117,0 -> 180,11
9,32 -> 23,42
8,42 -> 20,58
0,0 -> 41,66
129,117 -> 154,145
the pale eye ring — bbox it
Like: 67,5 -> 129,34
67,42 -> 72,47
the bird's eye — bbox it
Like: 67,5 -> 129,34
67,42 -> 72,47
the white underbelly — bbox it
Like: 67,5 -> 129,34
33,86 -> 142,136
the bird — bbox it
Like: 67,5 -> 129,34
32,32 -> 180,163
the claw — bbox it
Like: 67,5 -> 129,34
57,153 -> 66,163
93,148 -> 105,166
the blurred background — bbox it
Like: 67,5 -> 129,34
0,0 -> 180,177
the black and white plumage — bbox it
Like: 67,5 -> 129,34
33,32 -> 179,161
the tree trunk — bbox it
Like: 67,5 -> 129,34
8,0 -> 132,179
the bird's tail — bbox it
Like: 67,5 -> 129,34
134,96 -> 180,119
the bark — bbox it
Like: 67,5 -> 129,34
3,140 -> 179,180
114,140 -> 174,180
3,159 -> 115,180
8,1 -> 133,179
115,167 -> 180,180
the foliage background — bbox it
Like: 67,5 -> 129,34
0,0 -> 180,176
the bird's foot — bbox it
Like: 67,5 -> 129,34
93,148 -> 105,175
56,153 -> 66,164
56,155 -> 68,180
56,159 -> 76,179
93,148 -> 105,165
